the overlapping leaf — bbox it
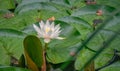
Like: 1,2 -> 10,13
0,0 -> 15,9
0,66 -> 31,71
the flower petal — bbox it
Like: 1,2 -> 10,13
33,24 -> 41,33
33,20 -> 64,43
56,37 -> 65,40
44,38 -> 51,43
46,20 -> 50,27
33,24 -> 44,37
51,22 -> 55,31
39,21 -> 44,29
51,30 -> 61,38
54,24 -> 60,30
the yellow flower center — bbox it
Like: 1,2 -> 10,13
45,27 -> 50,33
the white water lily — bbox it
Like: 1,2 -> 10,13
33,20 -> 64,43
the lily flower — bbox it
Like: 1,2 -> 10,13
33,20 -> 64,43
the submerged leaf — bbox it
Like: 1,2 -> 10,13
24,35 -> 43,68
24,50 -> 39,71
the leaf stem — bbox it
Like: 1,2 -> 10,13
41,51 -> 46,71
41,43 -> 48,71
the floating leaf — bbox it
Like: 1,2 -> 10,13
0,66 -> 31,71
0,0 -> 15,9
100,61 -> 120,71
46,22 -> 81,64
75,48 -> 95,70
0,29 -> 27,38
